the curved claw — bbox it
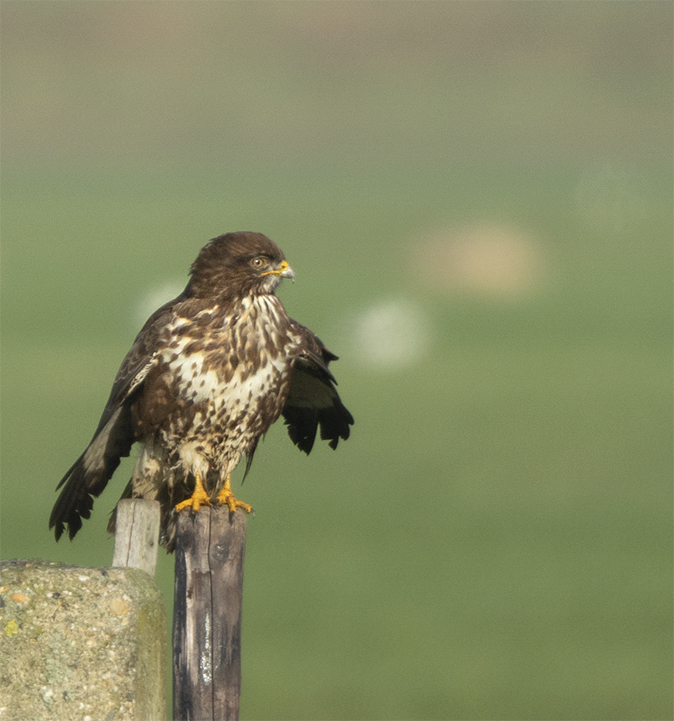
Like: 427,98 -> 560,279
175,474 -> 212,513
216,475 -> 254,515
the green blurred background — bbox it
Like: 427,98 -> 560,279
1,2 -> 672,719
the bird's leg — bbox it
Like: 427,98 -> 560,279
175,473 -> 212,513
215,475 -> 254,515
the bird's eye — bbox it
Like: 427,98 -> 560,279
250,257 -> 266,269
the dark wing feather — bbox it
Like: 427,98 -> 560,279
49,298 -> 179,541
282,321 -> 354,454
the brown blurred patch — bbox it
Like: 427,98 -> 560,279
412,224 -> 549,299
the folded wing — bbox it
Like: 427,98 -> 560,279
282,322 -> 354,454
49,300 -> 175,540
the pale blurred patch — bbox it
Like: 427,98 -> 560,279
575,165 -> 649,234
349,298 -> 431,370
413,224 -> 548,299
134,281 -> 184,328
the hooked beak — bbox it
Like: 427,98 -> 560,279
261,259 -> 295,280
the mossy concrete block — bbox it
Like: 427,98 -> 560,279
0,559 -> 166,721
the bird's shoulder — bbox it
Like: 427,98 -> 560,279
286,318 -> 339,380
92,294 -> 213,434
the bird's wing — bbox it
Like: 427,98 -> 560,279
282,321 -> 354,454
49,298 -> 179,541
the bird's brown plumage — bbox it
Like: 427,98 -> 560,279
49,232 -> 353,550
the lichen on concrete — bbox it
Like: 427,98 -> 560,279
0,559 -> 166,721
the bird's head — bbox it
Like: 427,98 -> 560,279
186,231 -> 295,299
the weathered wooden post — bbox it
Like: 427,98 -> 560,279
173,506 -> 248,721
112,498 -> 161,576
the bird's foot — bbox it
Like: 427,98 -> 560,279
216,476 -> 254,515
175,473 -> 212,513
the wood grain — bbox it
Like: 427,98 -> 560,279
112,499 -> 161,576
173,507 -> 247,721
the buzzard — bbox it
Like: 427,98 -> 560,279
49,232 -> 353,550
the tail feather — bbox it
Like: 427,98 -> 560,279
49,455 -> 96,541
50,405 -> 135,541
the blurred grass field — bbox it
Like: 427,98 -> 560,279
1,3 -> 672,719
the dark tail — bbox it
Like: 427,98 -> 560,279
49,405 -> 135,541
49,455 -> 98,541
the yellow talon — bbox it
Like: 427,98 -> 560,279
216,475 -> 253,515
175,473 -> 212,513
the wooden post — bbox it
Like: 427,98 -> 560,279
112,498 -> 161,576
172,507 -> 247,721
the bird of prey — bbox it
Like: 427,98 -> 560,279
49,232 -> 353,550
